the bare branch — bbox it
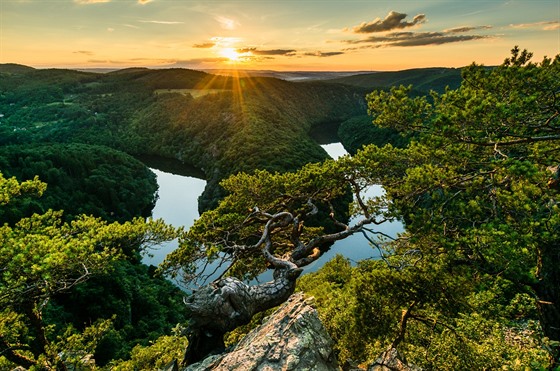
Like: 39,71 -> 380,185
460,134 -> 560,147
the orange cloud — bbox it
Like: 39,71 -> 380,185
351,11 -> 426,34
510,21 -> 559,30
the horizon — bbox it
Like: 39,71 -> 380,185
1,1 -> 558,71
1,62 -> 470,73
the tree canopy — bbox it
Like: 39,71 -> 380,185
0,143 -> 158,224
163,47 -> 559,368
0,66 -> 366,211
1,47 -> 558,369
0,173 -> 180,370
364,46 -> 559,345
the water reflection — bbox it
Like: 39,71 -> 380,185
144,169 -> 206,266
302,144 -> 404,273
144,143 -> 403,280
322,142 -> 348,160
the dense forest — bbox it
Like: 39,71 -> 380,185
0,143 -> 157,224
0,62 -> 380,369
0,65 -> 368,211
326,67 -> 462,94
1,47 -> 559,369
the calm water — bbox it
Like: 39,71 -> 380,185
143,169 -> 206,266
303,143 -> 403,272
144,144 -> 403,276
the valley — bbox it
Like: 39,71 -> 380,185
2,53 -> 557,369
145,142 -> 404,280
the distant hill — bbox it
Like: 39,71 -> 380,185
0,64 -> 461,91
103,67 -> 148,74
0,63 -> 35,74
0,66 -> 367,211
201,69 -> 374,82
327,67 -> 463,93
128,68 -> 230,89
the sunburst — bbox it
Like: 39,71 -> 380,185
220,48 -> 241,62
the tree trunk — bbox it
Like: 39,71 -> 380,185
536,242 -> 560,339
0,335 -> 36,369
181,267 -> 302,365
535,241 -> 560,365
22,302 -> 48,361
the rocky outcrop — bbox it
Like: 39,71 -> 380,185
183,293 -> 338,370
182,267 -> 303,365
180,293 -> 421,371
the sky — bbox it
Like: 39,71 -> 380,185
1,0 -> 559,71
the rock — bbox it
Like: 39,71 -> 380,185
182,267 -> 303,365
183,292 -> 338,370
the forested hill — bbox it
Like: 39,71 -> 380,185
327,67 -> 462,93
0,63 -> 36,74
0,65 -> 369,210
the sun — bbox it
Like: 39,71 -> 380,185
221,48 -> 241,62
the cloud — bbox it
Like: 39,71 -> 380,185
237,48 -> 296,56
193,42 -> 216,49
74,50 -> 94,56
210,36 -> 242,47
84,57 -> 225,67
351,11 -> 426,33
166,58 -> 230,67
510,20 -> 559,30
343,16 -> 493,48
74,0 -> 111,3
139,20 -> 184,25
345,31 -> 490,48
87,59 -> 131,64
444,25 -> 492,33
74,0 -> 152,4
215,16 -> 239,30
544,23 -> 560,31
303,51 -> 345,57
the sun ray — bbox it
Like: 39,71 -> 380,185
220,48 -> 241,62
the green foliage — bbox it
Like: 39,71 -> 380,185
0,67 -> 366,212
162,160 -> 352,283
0,210 -> 120,308
162,47 -> 559,368
3,49 -> 558,369
47,318 -> 113,371
53,261 -> 187,366
299,256 -> 551,369
357,46 -> 560,366
366,85 -> 432,133
0,174 -> 181,369
337,115 -> 409,154
0,143 -> 158,224
0,172 -> 45,206
107,327 -> 188,371
328,67 -> 462,94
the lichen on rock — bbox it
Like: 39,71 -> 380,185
183,293 -> 338,370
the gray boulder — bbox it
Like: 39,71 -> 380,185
183,292 -> 338,370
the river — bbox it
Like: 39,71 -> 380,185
144,168 -> 206,266
143,144 -> 403,277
